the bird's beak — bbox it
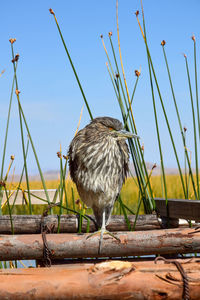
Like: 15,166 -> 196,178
117,129 -> 140,139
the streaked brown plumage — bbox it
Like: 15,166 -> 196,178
68,116 -> 138,251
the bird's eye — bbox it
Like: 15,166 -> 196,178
108,127 -> 114,131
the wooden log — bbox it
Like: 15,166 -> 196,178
0,259 -> 200,299
155,198 -> 200,221
0,228 -> 199,260
0,214 -> 161,234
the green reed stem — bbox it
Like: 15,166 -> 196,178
108,35 -> 129,117
124,76 -> 139,128
140,9 -> 167,201
11,139 -> 29,213
58,154 -> 64,233
4,187 -> 14,234
11,60 -> 51,207
0,63 -> 19,214
118,195 -> 131,230
149,59 -> 167,201
50,10 -> 93,120
162,45 -> 197,199
62,159 -> 69,213
184,55 -> 199,199
138,10 -> 187,200
71,187 -> 75,211
11,46 -> 32,214
115,78 -> 153,212
110,38 -> 154,208
193,38 -> 200,142
0,66 -> 17,180
132,192 -> 142,230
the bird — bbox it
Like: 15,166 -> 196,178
68,116 -> 139,253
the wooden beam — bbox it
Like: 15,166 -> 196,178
0,259 -> 199,299
155,198 -> 200,221
2,189 -> 56,205
0,214 -> 161,234
0,228 -> 199,260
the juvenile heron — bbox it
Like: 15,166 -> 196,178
68,117 -> 139,252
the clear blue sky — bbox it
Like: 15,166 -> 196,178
1,1 -> 200,175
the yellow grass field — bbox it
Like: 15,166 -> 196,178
11,174 -> 197,215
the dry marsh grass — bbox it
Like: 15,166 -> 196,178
9,173 -> 198,215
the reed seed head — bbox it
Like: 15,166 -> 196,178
15,89 -> 20,96
9,38 -> 16,44
11,54 -> 20,63
135,70 -> 141,77
10,155 -> 15,161
108,31 -> 112,37
183,53 -> 187,58
75,199 -> 80,205
57,151 -> 61,158
0,181 -> 6,188
63,155 -> 68,160
100,34 -> 103,39
152,163 -> 157,170
161,40 -> 166,46
191,34 -> 196,42
115,73 -> 119,79
141,145 -> 144,151
135,10 -> 139,17
75,199 -> 82,209
184,126 -> 187,132
49,8 -> 55,16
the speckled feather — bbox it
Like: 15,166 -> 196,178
68,117 -> 130,227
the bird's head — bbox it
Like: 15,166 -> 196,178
90,117 -> 139,140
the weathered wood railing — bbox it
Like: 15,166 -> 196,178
0,190 -> 200,259
0,259 -> 200,299
1,190 -> 200,299
0,228 -> 199,260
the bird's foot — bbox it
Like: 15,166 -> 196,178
86,228 -> 120,254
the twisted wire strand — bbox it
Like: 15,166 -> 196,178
155,256 -> 190,300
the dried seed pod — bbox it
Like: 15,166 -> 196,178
100,34 -> 103,39
75,199 -> 80,205
9,38 -> 16,44
57,152 -> 62,158
108,31 -> 112,37
0,181 -> 6,188
191,34 -> 196,42
152,163 -> 157,170
49,8 -> 55,15
135,10 -> 139,17
161,40 -> 166,46
135,70 -> 141,77
15,89 -> 20,96
11,54 -> 20,63
10,155 -> 15,161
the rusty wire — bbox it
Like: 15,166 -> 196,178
40,202 -> 98,267
41,203 -> 60,267
154,256 -> 190,300
188,225 -> 200,234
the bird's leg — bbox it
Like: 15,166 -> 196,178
86,210 -> 120,254
98,210 -> 106,254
